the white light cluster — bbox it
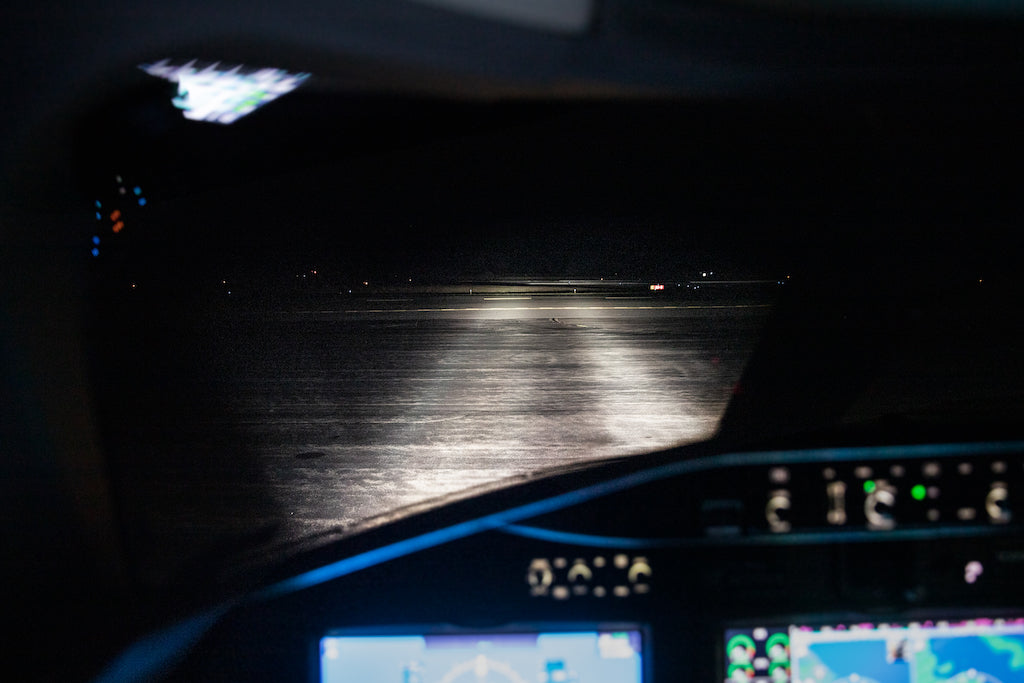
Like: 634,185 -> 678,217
139,59 -> 310,124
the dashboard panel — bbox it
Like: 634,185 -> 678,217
135,441 -> 1024,683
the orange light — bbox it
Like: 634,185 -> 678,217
110,209 -> 122,221
112,221 -> 125,233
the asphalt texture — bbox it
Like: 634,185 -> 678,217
93,292 -> 772,586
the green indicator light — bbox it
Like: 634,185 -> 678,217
864,480 -> 877,494
911,484 -> 927,501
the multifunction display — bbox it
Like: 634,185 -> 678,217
321,630 -> 644,683
726,618 -> 1024,683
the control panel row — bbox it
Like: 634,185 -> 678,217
758,456 -> 1017,534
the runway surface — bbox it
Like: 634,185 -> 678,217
97,293 -> 772,584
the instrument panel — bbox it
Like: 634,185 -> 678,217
158,443 -> 1024,683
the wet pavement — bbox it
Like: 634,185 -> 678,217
96,294 -> 771,585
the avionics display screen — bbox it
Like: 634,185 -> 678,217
725,618 -> 1024,683
320,629 -> 644,683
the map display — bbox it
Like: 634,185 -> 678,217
320,631 -> 643,683
789,620 -> 1024,683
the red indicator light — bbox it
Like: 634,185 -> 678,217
112,221 -> 125,233
110,209 -> 122,221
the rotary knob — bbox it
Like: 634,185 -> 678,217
766,490 -> 791,533
864,482 -> 896,530
986,483 -> 1011,524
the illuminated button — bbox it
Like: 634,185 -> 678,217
890,464 -> 905,478
552,586 -> 570,600
592,586 -> 606,598
823,467 -> 836,480
613,554 -> 629,569
553,557 -> 567,569
927,509 -> 941,522
826,481 -> 847,525
911,484 -> 927,501
964,561 -> 984,585
958,462 -> 973,475
993,461 -> 1008,474
769,467 -> 790,484
571,585 -> 588,596
864,482 -> 896,530
928,486 -> 940,500
627,557 -> 651,594
527,559 -> 554,596
568,559 -> 593,583
854,466 -> 873,479
957,507 -> 978,521
593,556 -> 606,568
613,585 -> 630,598
923,462 -> 941,478
627,557 -> 652,583
986,484 -> 1011,524
766,490 -> 791,533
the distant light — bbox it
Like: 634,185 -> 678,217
92,235 -> 100,245
91,247 -> 100,257
139,59 -> 310,125
911,484 -> 927,501
138,197 -> 147,206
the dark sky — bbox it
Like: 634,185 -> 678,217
74,80 -> 1024,289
